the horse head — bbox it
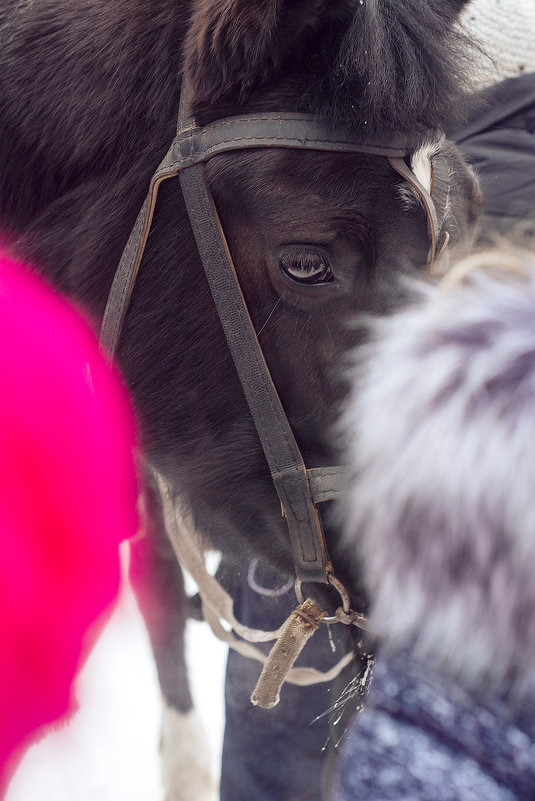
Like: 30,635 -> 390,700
117,0 -> 481,610
0,0 -> 481,612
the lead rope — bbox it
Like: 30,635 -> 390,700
155,470 -> 358,705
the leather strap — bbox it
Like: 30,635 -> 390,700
178,160 -> 333,583
172,112 -> 422,164
388,138 -> 450,270
307,466 -> 346,503
100,146 -> 180,358
174,81 -> 364,584
388,156 -> 440,260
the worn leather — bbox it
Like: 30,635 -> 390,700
179,162 -> 333,584
172,112 -> 423,166
307,467 -> 346,504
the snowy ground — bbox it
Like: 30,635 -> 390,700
6,543 -> 228,801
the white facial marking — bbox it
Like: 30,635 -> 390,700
410,140 -> 443,194
396,139 -> 446,214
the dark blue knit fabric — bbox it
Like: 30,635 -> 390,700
330,653 -> 535,801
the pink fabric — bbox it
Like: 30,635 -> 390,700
0,253 -> 139,789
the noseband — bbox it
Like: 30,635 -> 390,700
101,78 -> 449,598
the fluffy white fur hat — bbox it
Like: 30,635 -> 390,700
342,248 -> 535,708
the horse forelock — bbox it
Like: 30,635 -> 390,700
302,0 -> 480,137
185,0 -> 478,138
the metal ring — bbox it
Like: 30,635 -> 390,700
294,573 -> 365,626
327,573 -> 351,614
322,613 -> 339,625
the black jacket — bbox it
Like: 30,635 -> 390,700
453,72 -> 535,242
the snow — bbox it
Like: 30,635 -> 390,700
6,543 -> 228,801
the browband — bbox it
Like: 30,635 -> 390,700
169,111 -> 422,165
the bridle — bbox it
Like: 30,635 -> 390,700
100,77 -> 450,616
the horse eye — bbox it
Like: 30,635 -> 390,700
279,251 -> 334,285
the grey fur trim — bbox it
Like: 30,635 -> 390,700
342,251 -> 535,708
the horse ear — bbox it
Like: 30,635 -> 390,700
183,0 -> 330,112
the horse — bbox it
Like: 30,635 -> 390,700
0,1 -> 482,798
